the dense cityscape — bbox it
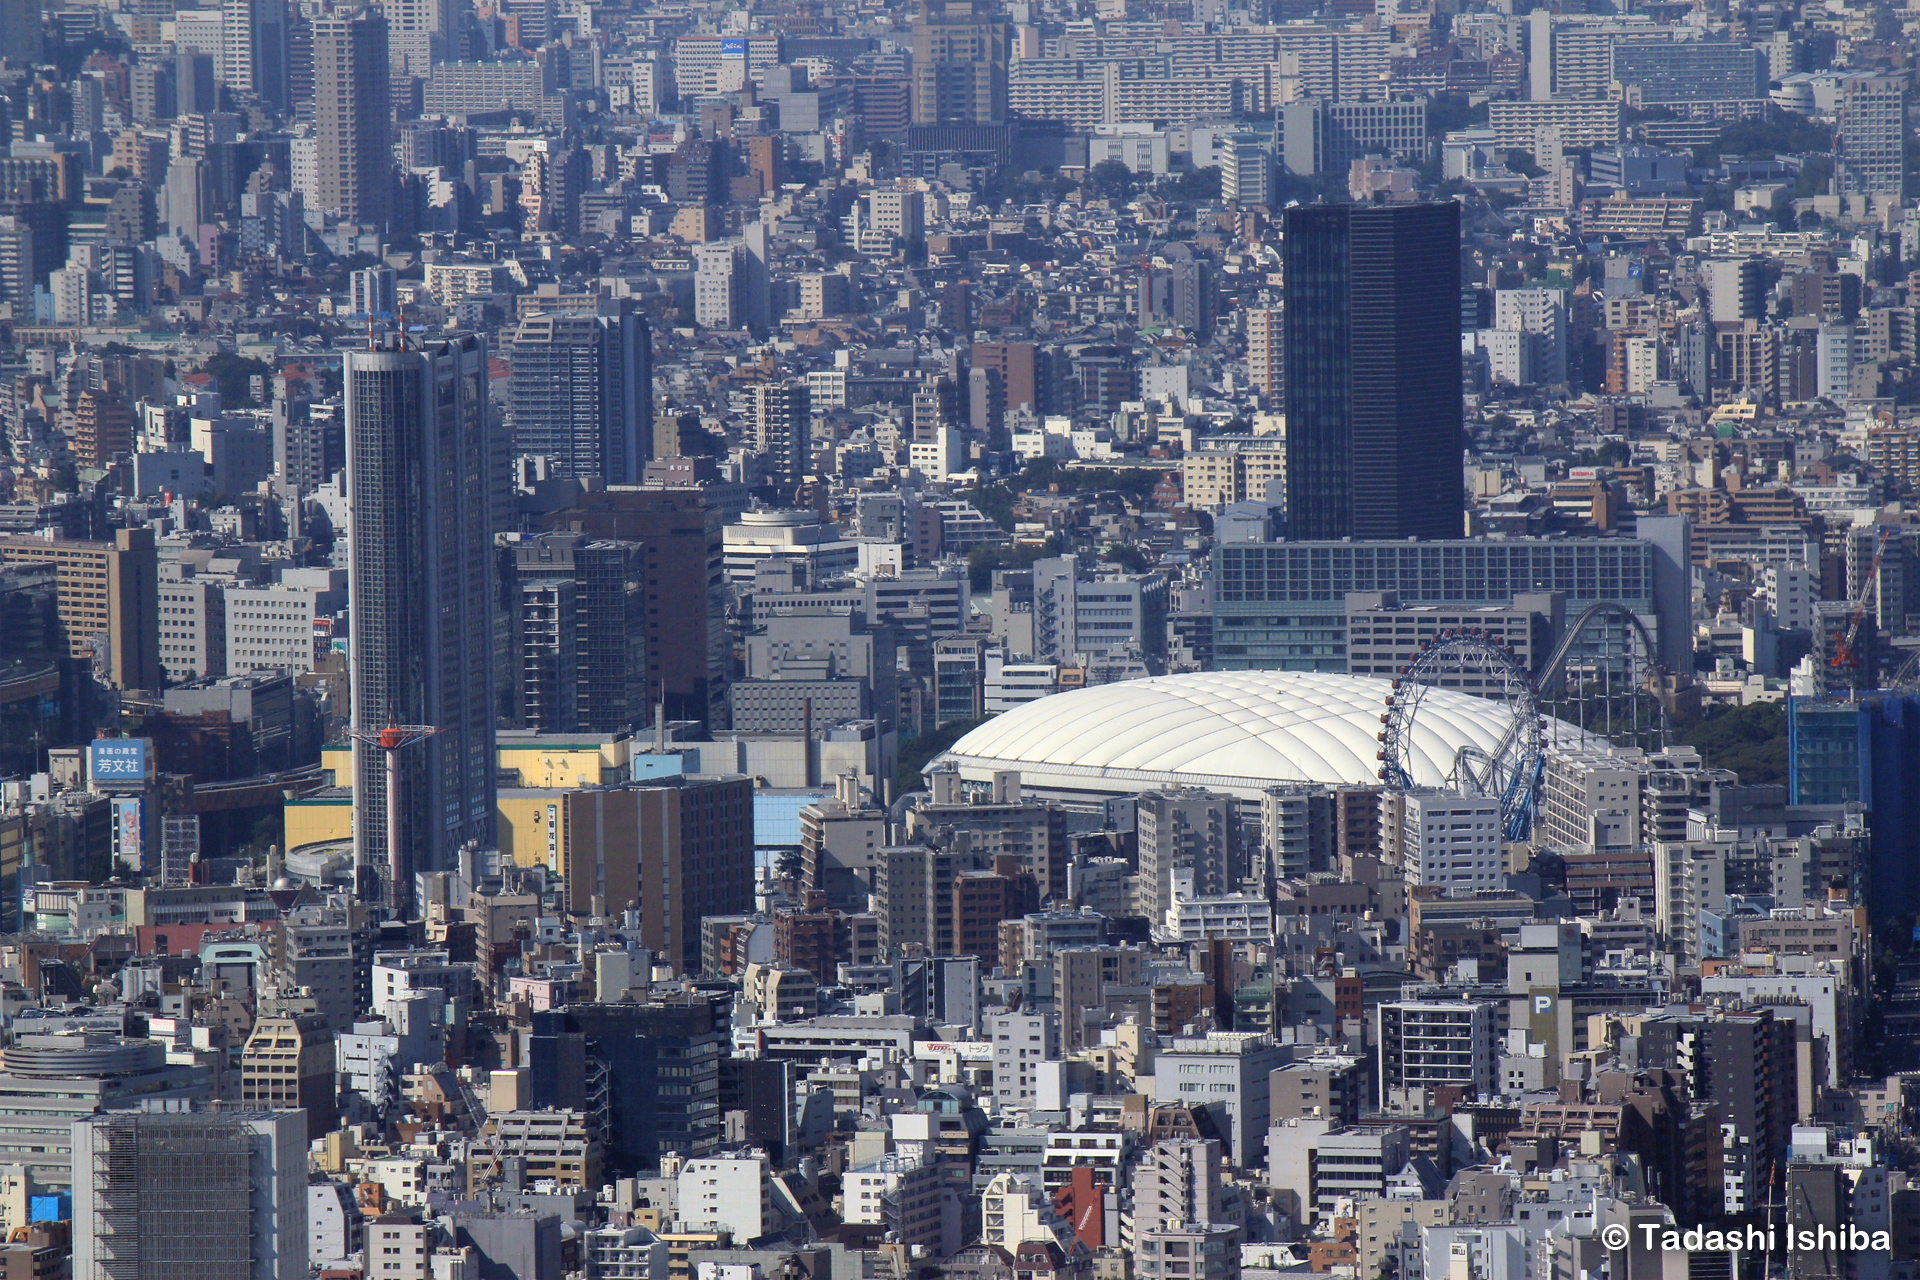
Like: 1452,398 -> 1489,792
1,0 -> 1919,1278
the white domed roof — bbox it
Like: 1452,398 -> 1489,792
938,670 -> 1593,801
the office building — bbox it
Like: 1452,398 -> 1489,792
311,8 -> 393,225
0,1034 -> 209,1187
240,1014 -> 338,1141
527,1002 -> 725,1173
1376,999 -> 1498,1105
221,0 -> 288,111
1399,790 -> 1505,896
158,565 -> 224,685
1279,100 -> 1427,176
548,488 -> 729,729
0,529 -> 160,691
72,1110 -> 306,1280
1027,555 -> 1168,666
988,1009 -> 1058,1112
1221,134 -> 1273,206
752,381 -> 813,487
552,776 -> 753,971
344,334 -> 496,905
1839,75 -> 1906,198
508,309 -> 654,485
1210,529 -> 1686,673
1152,1034 -> 1285,1168
910,0 -> 1008,126
499,533 -> 648,735
1281,201 -> 1462,541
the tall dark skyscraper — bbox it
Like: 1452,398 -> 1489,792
508,306 -> 654,484
1282,201 -> 1463,541
345,334 -> 496,902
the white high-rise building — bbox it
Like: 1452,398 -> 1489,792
1399,789 -> 1504,896
677,1156 -> 772,1242
1818,322 -> 1857,402
1839,74 -> 1906,198
1221,133 -> 1273,205
694,240 -> 743,329
988,1009 -> 1059,1113
221,0 -> 288,109
159,563 -> 226,684
225,573 -> 344,677
1492,288 -> 1568,386
350,266 -> 397,318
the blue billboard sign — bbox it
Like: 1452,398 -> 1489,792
90,739 -> 151,786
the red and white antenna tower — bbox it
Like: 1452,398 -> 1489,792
343,720 -> 439,915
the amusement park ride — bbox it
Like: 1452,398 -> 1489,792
1375,605 -> 1669,843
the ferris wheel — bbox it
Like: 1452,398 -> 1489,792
1376,631 -> 1548,843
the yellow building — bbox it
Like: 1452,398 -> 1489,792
293,732 -> 638,855
497,788 -> 572,873
495,732 -> 635,789
285,791 -> 354,849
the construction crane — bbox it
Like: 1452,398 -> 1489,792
1831,527 -> 1893,679
342,719 -> 439,916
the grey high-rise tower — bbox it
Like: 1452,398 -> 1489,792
507,305 -> 653,484
346,334 -> 496,906
1281,201 -> 1463,541
312,7 -> 392,225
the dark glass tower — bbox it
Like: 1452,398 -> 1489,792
345,333 -> 497,899
1282,201 -> 1463,541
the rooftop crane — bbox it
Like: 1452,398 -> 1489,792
1832,527 -> 1893,677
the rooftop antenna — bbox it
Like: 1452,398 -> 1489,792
654,692 -> 666,752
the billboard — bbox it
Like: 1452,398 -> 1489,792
913,1040 -> 994,1061
721,36 -> 747,57
113,797 -> 144,873
90,739 -> 152,788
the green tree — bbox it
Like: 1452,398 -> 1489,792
896,716 -> 993,799
966,536 -> 1068,591
1088,159 -> 1136,199
202,352 -> 271,407
1673,701 -> 1789,785
1158,167 -> 1222,201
